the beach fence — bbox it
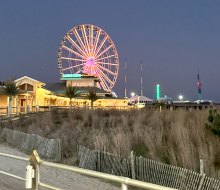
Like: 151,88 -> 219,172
0,128 -> 62,162
0,150 -> 176,190
77,145 -> 220,190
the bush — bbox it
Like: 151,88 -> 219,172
206,109 -> 220,137
208,110 -> 214,123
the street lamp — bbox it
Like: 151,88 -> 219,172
131,92 -> 135,97
178,95 -> 184,101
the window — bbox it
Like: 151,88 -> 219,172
19,83 -> 34,91
19,84 -> 26,90
27,84 -> 34,91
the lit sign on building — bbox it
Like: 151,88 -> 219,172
61,74 -> 82,80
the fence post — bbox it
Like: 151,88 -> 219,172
200,158 -> 204,174
29,150 -> 41,190
197,157 -> 205,190
97,150 -> 101,172
130,151 -> 135,179
197,173 -> 206,190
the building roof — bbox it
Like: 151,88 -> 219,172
129,95 -> 153,102
15,76 -> 45,86
44,82 -> 111,96
0,86 -> 27,95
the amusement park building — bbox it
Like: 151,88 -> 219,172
0,24 -> 125,113
0,76 -> 128,114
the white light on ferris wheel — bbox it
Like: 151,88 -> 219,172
58,24 -> 119,92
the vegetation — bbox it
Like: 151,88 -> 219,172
87,88 -> 98,109
206,109 -> 220,136
1,108 -> 220,179
65,86 -> 79,108
152,102 -> 166,111
3,79 -> 19,117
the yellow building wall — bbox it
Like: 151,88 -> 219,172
35,87 -> 70,106
0,95 -> 8,107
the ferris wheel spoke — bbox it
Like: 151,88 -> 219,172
95,55 -> 115,61
61,57 -> 86,62
83,66 -> 88,73
82,25 -> 90,54
62,63 -> 84,71
99,75 -> 109,91
98,75 -> 107,91
95,36 -> 108,57
66,35 -> 87,57
96,44 -> 114,58
75,69 -> 82,74
97,64 -> 115,76
89,25 -> 93,52
93,29 -> 101,54
73,29 -> 89,56
96,67 -> 113,85
62,45 -> 87,60
96,61 -> 118,66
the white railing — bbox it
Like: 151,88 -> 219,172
0,152 -> 28,182
0,150 -> 177,190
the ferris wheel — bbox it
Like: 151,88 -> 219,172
58,24 -> 119,92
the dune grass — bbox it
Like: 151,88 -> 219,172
2,108 -> 220,179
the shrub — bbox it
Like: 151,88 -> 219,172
208,110 -> 214,123
206,109 -> 220,137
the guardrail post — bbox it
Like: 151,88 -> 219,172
121,183 -> 128,190
29,150 -> 41,190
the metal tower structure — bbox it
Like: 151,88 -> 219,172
197,73 -> 202,101
156,84 -> 161,100
140,60 -> 143,96
124,58 -> 127,98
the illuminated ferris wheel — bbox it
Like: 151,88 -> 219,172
58,24 -> 119,92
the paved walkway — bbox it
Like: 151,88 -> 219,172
0,144 -> 120,190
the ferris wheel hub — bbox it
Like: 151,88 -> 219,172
84,57 -> 99,76
85,57 -> 96,66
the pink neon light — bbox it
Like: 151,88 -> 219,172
83,57 -> 100,76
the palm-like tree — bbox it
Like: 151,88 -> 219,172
87,88 -> 98,109
4,79 -> 19,117
65,86 -> 79,108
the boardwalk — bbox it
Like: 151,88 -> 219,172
0,144 -> 120,190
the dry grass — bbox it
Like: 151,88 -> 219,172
2,108 -> 220,179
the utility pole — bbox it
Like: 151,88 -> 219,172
124,58 -> 127,98
140,60 -> 143,96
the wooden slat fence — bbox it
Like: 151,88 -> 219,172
0,128 -> 62,162
77,145 -> 220,190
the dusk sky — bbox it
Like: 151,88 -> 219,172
0,1 -> 220,101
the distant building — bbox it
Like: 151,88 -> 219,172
0,76 -> 128,114
61,73 -> 100,88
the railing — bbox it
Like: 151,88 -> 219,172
0,150 -> 177,190
0,152 -> 28,182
